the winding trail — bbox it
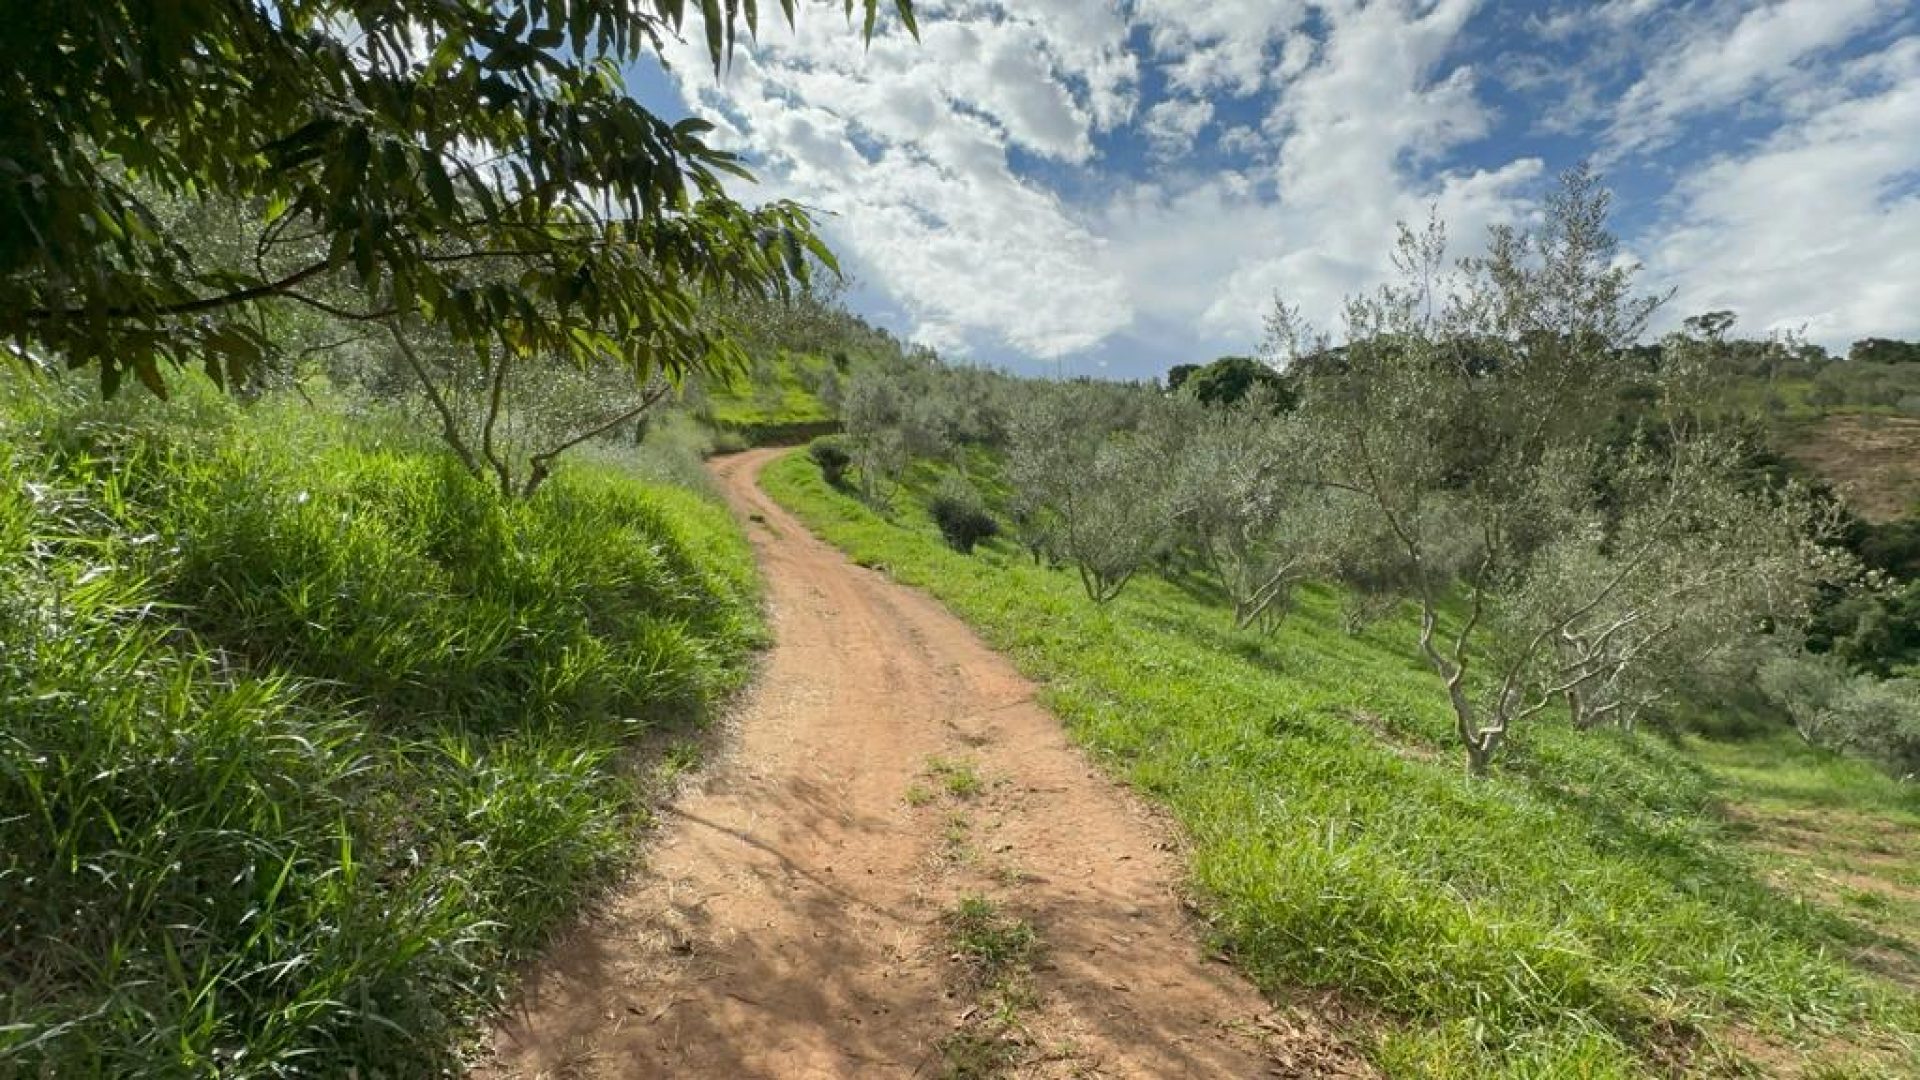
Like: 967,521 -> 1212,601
481,448 -> 1346,1078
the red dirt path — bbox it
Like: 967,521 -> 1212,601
478,448 -> 1362,1078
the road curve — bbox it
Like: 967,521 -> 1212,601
480,447 -> 1340,1078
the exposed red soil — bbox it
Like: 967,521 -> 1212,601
476,447 -> 1366,1078
1779,413 -> 1920,522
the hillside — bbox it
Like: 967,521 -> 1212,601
10,7 -> 1920,1077
0,378 -> 762,1073
1778,413 -> 1920,523
695,351 -> 843,441
762,447 -> 1920,1077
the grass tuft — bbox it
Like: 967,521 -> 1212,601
926,755 -> 985,799
940,895 -> 1042,1078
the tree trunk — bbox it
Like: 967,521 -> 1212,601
1465,739 -> 1493,778
1417,597 -> 1496,776
1566,686 -> 1593,730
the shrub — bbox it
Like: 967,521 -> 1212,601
809,435 -> 852,487
1758,648 -> 1920,777
1826,678 -> 1920,778
928,476 -> 999,554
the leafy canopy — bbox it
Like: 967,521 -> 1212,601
0,0 -> 914,396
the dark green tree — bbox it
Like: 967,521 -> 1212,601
1850,338 -> 1920,365
1,0 -> 913,398
1180,355 -> 1296,409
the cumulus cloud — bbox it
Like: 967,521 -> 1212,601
661,3 -> 1132,357
649,0 -> 1915,371
1641,36 -> 1920,347
1143,97 -> 1215,158
1133,0 -> 1313,96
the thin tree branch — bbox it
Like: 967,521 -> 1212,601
388,323 -> 480,478
24,258 -> 339,322
479,350 -> 513,497
520,377 -> 673,498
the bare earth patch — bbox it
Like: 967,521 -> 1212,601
476,447 -> 1367,1078
1779,413 -> 1920,522
1727,803 -> 1920,991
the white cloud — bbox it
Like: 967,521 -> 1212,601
1087,0 -> 1540,356
659,0 -> 1539,363
1143,97 -> 1215,158
662,3 -> 1132,358
1133,0 -> 1313,96
1641,36 -> 1920,349
1530,0 -> 1670,43
647,0 -> 1914,373
1608,0 -> 1900,155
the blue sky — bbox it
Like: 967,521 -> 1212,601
630,0 -> 1919,381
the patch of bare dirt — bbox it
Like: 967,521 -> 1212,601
1779,413 -> 1920,522
476,448 -> 1368,1078
1725,804 -> 1920,990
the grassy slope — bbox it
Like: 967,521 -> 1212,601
1695,736 -> 1920,992
762,451 -> 1920,1078
703,351 -> 837,429
0,380 -> 761,1075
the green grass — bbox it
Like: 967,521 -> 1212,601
0,376 -> 760,1074
703,350 -> 838,429
947,894 -> 1041,978
1694,734 -> 1920,998
764,449 -> 1920,1078
940,895 -> 1042,1078
927,755 -> 985,799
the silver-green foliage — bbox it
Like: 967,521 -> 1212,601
840,367 -> 909,506
1173,389 -> 1341,633
1007,385 -> 1172,603
1282,167 -> 1852,773
1759,651 -> 1920,778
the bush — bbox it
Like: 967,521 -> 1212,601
1826,678 -> 1920,778
809,435 -> 852,487
928,477 -> 1000,554
1758,648 -> 1920,777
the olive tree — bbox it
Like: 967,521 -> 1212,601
1759,651 -> 1920,778
840,367 -> 909,506
1284,167 -> 1849,774
1495,432 -> 1850,735
1174,389 -> 1336,633
1006,385 -> 1171,604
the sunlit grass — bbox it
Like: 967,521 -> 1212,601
763,449 -> 1920,1078
704,351 -> 837,428
0,376 -> 760,1074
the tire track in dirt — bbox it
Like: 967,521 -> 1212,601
479,447 -> 1362,1078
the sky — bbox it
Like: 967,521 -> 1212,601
627,0 -> 1920,381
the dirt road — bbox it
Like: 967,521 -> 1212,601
482,448 -> 1350,1078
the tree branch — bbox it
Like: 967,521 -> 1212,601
520,377 -> 673,498
388,324 -> 480,478
25,259 -> 339,322
480,350 -> 513,497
